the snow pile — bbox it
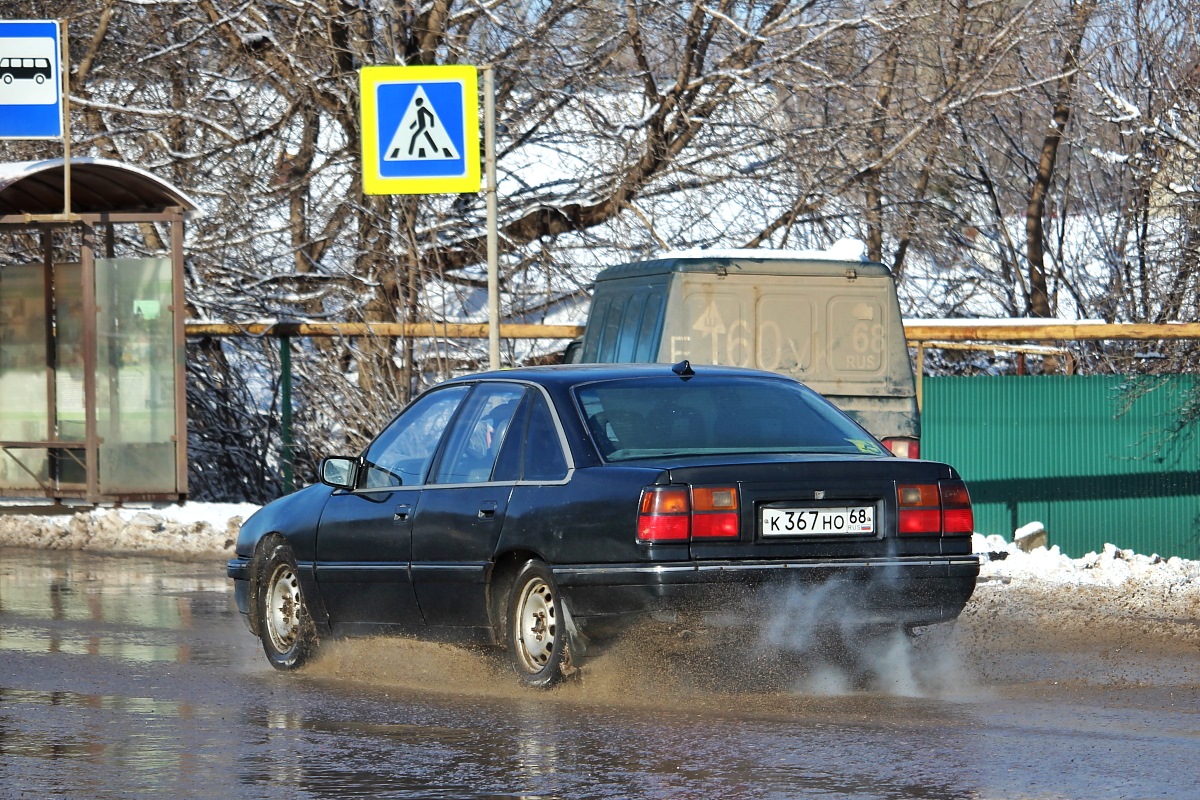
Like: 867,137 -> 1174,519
0,507 -> 1197,645
965,532 -> 1200,647
975,532 -> 1200,589
0,503 -> 257,560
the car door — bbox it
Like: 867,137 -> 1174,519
410,382 -> 527,628
314,384 -> 470,631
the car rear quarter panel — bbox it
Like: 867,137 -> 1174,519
496,464 -> 672,564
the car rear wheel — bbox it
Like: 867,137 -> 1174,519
507,561 -> 573,688
258,542 -> 319,670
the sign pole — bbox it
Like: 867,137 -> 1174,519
60,20 -> 71,217
483,66 -> 500,370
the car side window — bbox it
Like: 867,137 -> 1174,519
359,385 -> 470,489
491,396 -> 530,483
522,391 -> 569,481
431,384 -> 526,484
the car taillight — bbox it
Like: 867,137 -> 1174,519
691,486 -> 740,539
637,487 -> 690,542
637,485 -> 740,543
940,480 -> 974,534
884,438 -> 920,459
897,480 -> 973,535
897,484 -> 941,534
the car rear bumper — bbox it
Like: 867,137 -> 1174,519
553,555 -> 980,627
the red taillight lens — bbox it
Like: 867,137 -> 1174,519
898,508 -> 941,534
884,438 -> 920,459
691,486 -> 739,539
940,480 -> 974,534
637,486 -> 740,542
637,487 -> 690,542
897,481 -> 974,535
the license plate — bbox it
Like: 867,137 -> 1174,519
761,506 -> 875,536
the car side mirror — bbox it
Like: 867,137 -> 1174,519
319,456 -> 358,490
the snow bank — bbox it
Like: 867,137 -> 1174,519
966,532 -> 1200,647
0,504 -> 257,561
974,532 -> 1200,590
0,508 -> 1197,645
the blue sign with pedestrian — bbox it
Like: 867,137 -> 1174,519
360,65 -> 480,195
377,82 -> 466,177
0,19 -> 62,140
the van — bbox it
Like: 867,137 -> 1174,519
569,246 -> 921,456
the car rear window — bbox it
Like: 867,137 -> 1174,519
574,376 -> 886,461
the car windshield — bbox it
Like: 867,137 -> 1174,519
574,376 -> 887,461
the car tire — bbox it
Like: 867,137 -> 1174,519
257,542 -> 319,670
506,561 -> 573,689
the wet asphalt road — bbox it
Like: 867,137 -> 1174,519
1,549 -> 1198,800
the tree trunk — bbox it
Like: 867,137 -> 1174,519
1026,0 -> 1098,318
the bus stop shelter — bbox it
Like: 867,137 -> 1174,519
0,158 -> 197,504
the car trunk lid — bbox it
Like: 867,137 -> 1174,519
651,458 -> 964,561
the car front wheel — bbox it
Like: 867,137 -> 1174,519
257,542 -> 319,670
507,561 -> 574,688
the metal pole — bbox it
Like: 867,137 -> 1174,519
484,65 -> 500,370
171,214 -> 189,498
916,342 -> 925,413
60,20 -> 71,218
80,223 -> 98,500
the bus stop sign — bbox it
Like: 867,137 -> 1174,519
0,20 -> 62,140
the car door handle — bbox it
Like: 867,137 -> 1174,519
393,504 -> 412,523
478,501 -> 498,520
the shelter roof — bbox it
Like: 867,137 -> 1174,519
0,158 -> 201,219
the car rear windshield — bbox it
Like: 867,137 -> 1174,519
574,376 -> 887,461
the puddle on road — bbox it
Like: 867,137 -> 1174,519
4,549 -> 1198,800
0,625 -> 203,665
0,549 -> 238,667
0,684 -> 234,797
0,685 -> 198,718
293,623 -> 988,724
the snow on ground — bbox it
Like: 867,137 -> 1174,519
0,505 -> 1197,644
965,532 -> 1200,648
0,503 -> 257,560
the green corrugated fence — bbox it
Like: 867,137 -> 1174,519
922,375 -> 1200,559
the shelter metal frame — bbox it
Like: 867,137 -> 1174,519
0,159 -> 194,505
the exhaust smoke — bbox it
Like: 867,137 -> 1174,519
757,581 -> 976,699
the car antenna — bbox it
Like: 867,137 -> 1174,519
671,360 -> 695,378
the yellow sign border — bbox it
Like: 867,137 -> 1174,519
360,65 -> 480,195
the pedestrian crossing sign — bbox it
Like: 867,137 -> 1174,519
360,65 -> 480,195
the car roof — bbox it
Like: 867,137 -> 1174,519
440,362 -> 798,390
594,254 -> 893,282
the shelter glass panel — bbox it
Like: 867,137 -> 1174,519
95,257 -> 177,494
0,262 -> 49,489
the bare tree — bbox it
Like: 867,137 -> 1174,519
5,0 -> 1200,497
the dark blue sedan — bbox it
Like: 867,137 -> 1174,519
228,362 -> 978,687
